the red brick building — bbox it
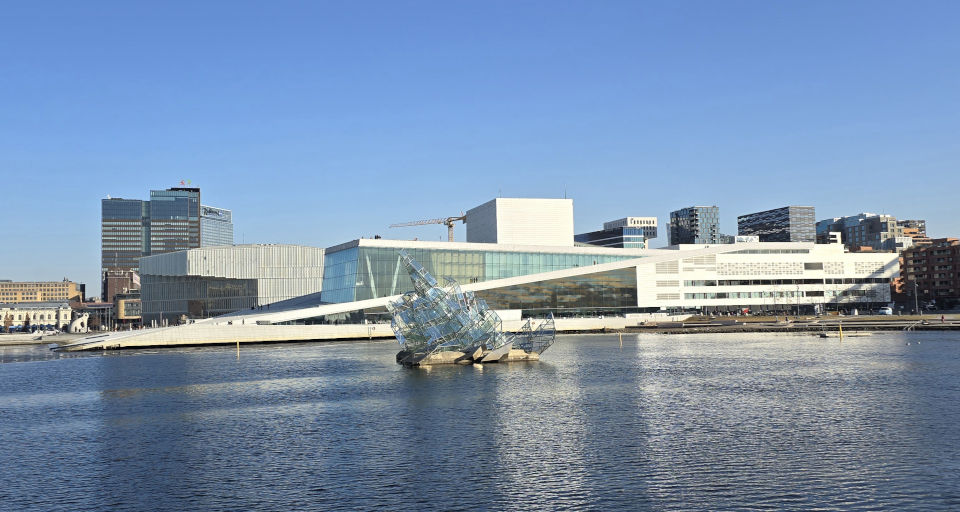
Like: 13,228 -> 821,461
900,238 -> 959,310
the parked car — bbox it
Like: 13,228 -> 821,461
878,307 -> 893,315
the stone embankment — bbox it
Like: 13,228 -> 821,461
619,316 -> 960,335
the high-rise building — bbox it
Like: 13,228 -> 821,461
737,206 -> 815,242
201,205 -> 234,247
101,187 -> 229,300
669,206 -> 720,245
148,188 -> 200,254
101,198 -> 149,275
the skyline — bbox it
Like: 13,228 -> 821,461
2,1 -> 958,296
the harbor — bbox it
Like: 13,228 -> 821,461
5,332 -> 960,510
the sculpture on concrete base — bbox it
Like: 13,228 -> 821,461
387,250 -> 555,366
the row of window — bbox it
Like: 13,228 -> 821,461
684,289 -> 872,300
683,278 -> 889,287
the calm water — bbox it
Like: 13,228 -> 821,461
2,332 -> 960,511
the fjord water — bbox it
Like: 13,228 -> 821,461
2,333 -> 959,511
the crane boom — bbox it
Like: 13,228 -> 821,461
389,218 -> 448,228
390,214 -> 466,242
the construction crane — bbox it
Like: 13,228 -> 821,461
390,214 -> 466,242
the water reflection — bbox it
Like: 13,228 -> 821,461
2,334 -> 960,510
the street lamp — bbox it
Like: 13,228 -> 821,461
913,281 -> 920,316
796,284 -> 801,317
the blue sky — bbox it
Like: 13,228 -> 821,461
1,1 -> 958,296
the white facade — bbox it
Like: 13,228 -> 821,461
1,302 -> 72,330
638,242 -> 897,311
465,198 -> 574,246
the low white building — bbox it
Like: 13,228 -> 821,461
639,242 -> 897,313
1,301 -> 72,331
139,244 -> 324,324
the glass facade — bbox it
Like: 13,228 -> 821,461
320,245 -> 640,304
149,188 -> 200,254
669,206 -> 720,245
574,227 -> 646,248
201,205 -> 234,247
141,274 -> 258,323
737,206 -> 815,242
101,198 -> 149,273
475,267 -> 638,315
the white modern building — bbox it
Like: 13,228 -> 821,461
640,242 -> 895,313
139,244 -> 324,324
465,198 -> 574,246
63,197 -> 900,350
280,237 -> 897,320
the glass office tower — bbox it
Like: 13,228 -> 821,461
148,188 -> 200,254
669,206 -> 720,245
101,198 -> 149,274
201,205 -> 234,247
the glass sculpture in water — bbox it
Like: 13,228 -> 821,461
387,249 -> 555,366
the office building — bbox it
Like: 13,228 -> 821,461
101,197 -> 149,276
575,217 -> 656,249
201,205 -> 234,247
815,213 -> 926,252
738,206 -> 815,242
465,198 -> 574,246
900,238 -> 960,309
669,206 -> 720,245
101,187 -> 233,300
139,244 -> 324,324
113,292 -> 142,327
0,279 -> 84,303
603,217 -> 658,240
147,187 -> 201,254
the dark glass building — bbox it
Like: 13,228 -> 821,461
101,198 -> 149,274
737,206 -> 815,242
669,206 -> 720,245
148,188 -> 200,254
